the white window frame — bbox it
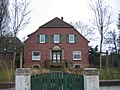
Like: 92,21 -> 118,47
73,51 -> 81,60
32,51 -> 41,60
69,34 -> 74,43
40,35 -> 45,43
54,34 -> 59,43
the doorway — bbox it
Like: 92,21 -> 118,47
52,51 -> 61,63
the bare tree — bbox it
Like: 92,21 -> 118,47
117,12 -> 120,30
9,0 -> 31,69
0,0 -> 10,36
89,0 -> 112,75
104,30 -> 117,52
117,12 -> 120,52
71,21 -> 95,41
117,12 -> 120,66
0,0 -> 10,70
104,30 -> 120,67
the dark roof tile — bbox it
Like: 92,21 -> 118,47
40,17 -> 73,28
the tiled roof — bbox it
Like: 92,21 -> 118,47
0,37 -> 23,52
40,17 -> 73,28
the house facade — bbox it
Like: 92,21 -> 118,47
24,17 -> 89,68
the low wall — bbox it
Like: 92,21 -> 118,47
1,68 -> 120,90
15,68 -> 31,90
84,68 -> 99,90
100,80 -> 120,90
0,82 -> 14,89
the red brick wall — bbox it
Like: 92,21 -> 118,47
24,28 -> 89,68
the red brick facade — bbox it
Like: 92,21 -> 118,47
24,17 -> 89,68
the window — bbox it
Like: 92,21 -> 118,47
54,35 -> 59,43
74,65 -> 81,68
40,35 -> 45,43
32,51 -> 40,60
66,34 -> 78,43
51,34 -> 62,43
32,64 -> 40,68
37,34 -> 48,43
73,51 -> 81,60
69,34 -> 75,43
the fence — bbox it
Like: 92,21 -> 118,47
15,68 -> 99,90
31,72 -> 84,90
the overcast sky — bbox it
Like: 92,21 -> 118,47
17,0 -> 120,48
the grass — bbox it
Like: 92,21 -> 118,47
99,67 -> 120,80
1,67 -> 119,82
0,69 -> 15,82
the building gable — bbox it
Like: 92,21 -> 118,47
27,17 -> 88,43
41,17 -> 73,28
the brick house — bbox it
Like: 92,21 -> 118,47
24,17 -> 89,68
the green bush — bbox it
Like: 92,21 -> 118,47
0,69 -> 14,82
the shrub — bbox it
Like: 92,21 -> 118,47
0,69 -> 14,82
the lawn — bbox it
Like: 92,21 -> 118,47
99,67 -> 120,80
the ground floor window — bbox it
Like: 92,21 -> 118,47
74,64 -> 81,68
32,51 -> 41,60
73,51 -> 81,60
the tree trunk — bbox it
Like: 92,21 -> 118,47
100,33 -> 103,76
13,36 -> 16,69
105,50 -> 110,79
20,51 -> 23,68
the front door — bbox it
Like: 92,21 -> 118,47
52,51 -> 61,63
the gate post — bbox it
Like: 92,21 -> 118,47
15,68 -> 31,90
84,68 -> 99,90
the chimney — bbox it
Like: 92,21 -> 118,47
61,17 -> 63,21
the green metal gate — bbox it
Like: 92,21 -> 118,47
31,72 -> 84,90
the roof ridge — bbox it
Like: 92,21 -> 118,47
40,17 -> 73,28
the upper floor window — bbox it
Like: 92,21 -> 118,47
73,51 -> 81,60
69,34 -> 75,43
66,34 -> 78,43
51,34 -> 62,43
32,51 -> 41,60
37,34 -> 48,43
54,35 -> 59,43
40,35 -> 45,43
